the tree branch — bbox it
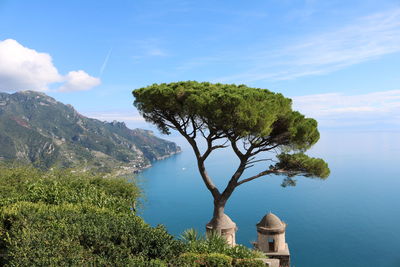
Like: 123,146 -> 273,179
246,158 -> 273,165
187,116 -> 198,138
230,138 -> 244,159
250,143 -> 281,156
237,169 -> 285,186
220,150 -> 253,201
201,144 -> 228,161
170,119 -> 221,199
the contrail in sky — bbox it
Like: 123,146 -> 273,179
99,48 -> 113,77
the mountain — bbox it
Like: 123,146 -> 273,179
0,91 -> 181,173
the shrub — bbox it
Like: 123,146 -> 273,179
127,257 -> 168,267
180,229 -> 264,260
0,166 -> 184,266
204,253 -> 233,266
173,252 -> 204,267
180,228 -> 203,243
173,252 -> 233,267
0,202 -> 183,265
181,230 -> 229,255
0,166 -> 141,212
233,258 -> 266,267
226,245 -> 263,259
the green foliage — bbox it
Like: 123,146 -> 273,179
233,258 -> 266,267
275,153 -> 330,178
204,253 -> 233,266
180,228 -> 203,243
0,165 -> 140,212
173,252 -> 204,267
173,252 -> 233,267
133,81 -> 319,149
0,202 -> 181,265
0,166 -> 183,266
226,245 -> 265,259
205,231 -> 231,253
180,229 -> 262,260
173,252 -> 264,267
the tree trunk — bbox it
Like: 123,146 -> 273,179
212,199 -> 226,224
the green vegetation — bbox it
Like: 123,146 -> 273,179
0,91 -> 180,172
180,229 -> 265,259
133,81 -> 330,232
174,253 -> 265,267
174,229 -> 266,266
0,166 -> 180,266
0,166 -> 263,266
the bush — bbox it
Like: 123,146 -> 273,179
0,166 -> 140,213
233,258 -> 266,267
204,253 -> 233,266
173,252 -> 204,267
0,202 -> 183,265
0,166 -> 184,266
180,229 -> 263,260
173,252 -> 233,267
126,257 -> 168,267
226,245 -> 263,259
181,229 -> 229,255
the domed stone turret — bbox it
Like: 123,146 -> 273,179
257,213 -> 286,233
206,214 -> 236,230
206,214 -> 237,246
254,212 -> 290,267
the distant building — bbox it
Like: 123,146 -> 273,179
254,213 -> 290,267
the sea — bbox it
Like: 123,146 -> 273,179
138,131 -> 400,267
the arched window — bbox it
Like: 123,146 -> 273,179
268,237 -> 275,251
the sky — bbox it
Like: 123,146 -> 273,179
0,0 -> 399,133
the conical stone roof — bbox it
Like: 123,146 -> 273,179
257,212 -> 286,233
206,214 -> 236,230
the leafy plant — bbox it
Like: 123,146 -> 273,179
173,252 -> 233,267
0,166 -> 183,266
180,229 -> 263,260
180,228 -> 203,243
233,258 -> 266,267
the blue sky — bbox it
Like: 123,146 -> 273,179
0,0 -> 399,132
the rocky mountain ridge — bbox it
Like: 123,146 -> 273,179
0,90 -> 181,173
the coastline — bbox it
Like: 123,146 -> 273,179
115,148 -> 182,176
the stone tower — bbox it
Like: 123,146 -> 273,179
254,213 -> 290,267
206,214 -> 237,246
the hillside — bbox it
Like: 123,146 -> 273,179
0,91 -> 180,172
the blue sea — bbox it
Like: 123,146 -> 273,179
138,131 -> 400,267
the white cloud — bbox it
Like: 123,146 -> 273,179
58,70 -> 100,92
0,39 -> 100,92
214,8 -> 400,83
0,39 -> 63,92
292,90 -> 400,129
